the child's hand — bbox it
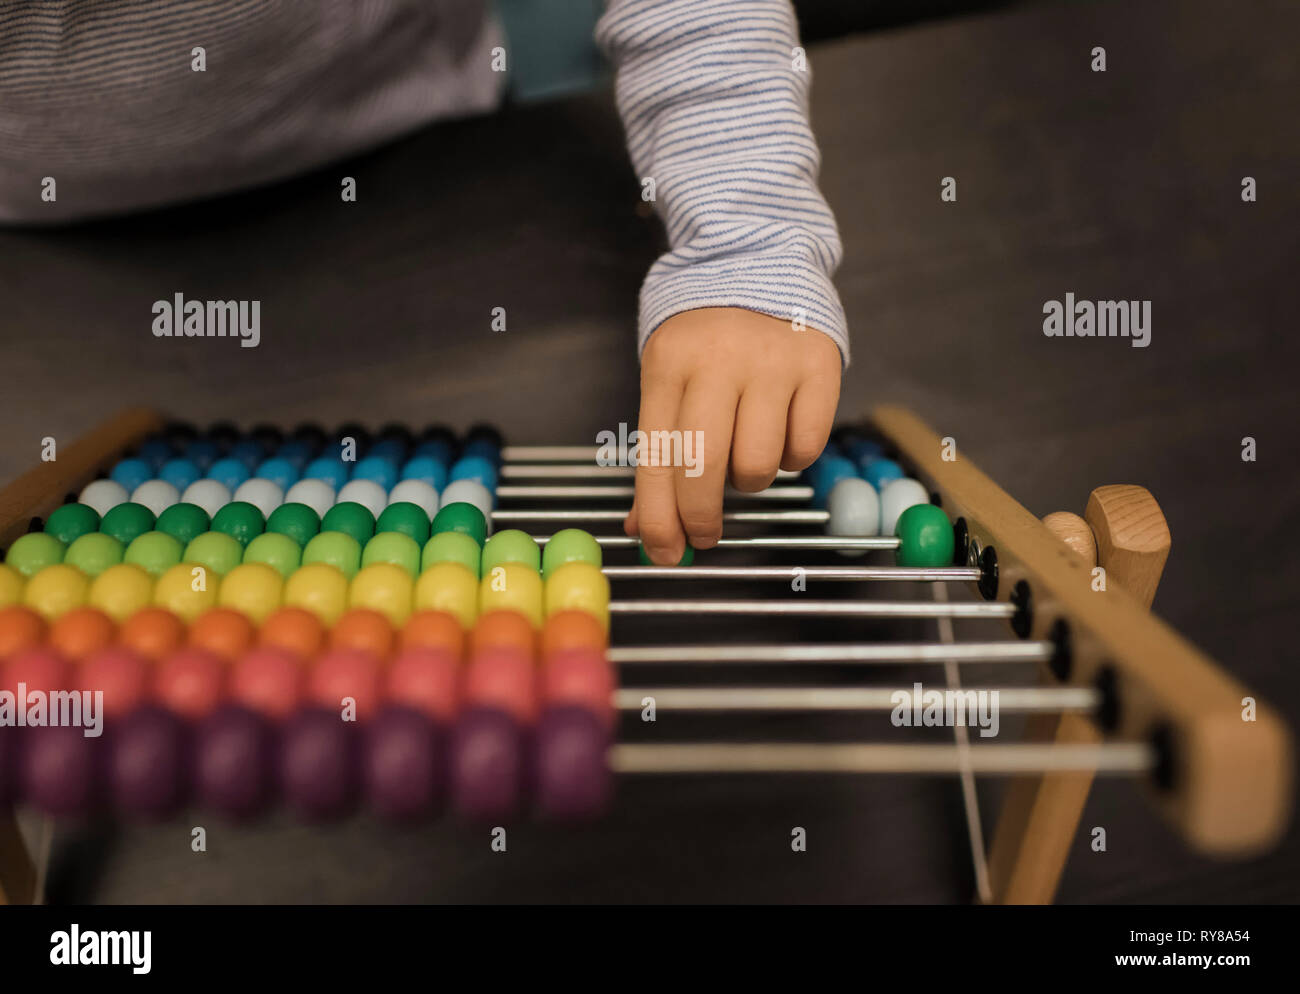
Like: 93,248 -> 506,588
624,307 -> 843,564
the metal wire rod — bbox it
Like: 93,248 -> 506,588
613,687 -> 1097,712
606,641 -> 1053,664
609,600 -> 1016,619
602,566 -> 979,582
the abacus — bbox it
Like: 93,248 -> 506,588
0,407 -> 1291,906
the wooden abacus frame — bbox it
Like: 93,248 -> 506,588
0,406 -> 1291,905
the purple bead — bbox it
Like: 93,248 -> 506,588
450,708 -> 525,821
363,707 -> 444,821
0,728 -> 19,806
194,706 -> 274,820
110,707 -> 190,818
20,725 -> 101,817
535,707 -> 612,820
279,708 -> 358,820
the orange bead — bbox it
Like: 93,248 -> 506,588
541,609 -> 608,661
188,607 -> 256,663
118,607 -> 185,663
0,605 -> 47,658
259,607 -> 325,661
470,609 -> 537,661
328,608 -> 394,660
398,609 -> 465,660
48,607 -> 116,662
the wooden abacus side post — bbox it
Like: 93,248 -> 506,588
0,407 -> 164,906
985,488 -> 1170,905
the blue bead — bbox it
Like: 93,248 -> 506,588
412,439 -> 454,465
209,457 -> 252,491
184,439 -> 219,471
110,458 -> 153,492
368,439 -> 408,465
303,457 -> 349,490
350,455 -> 399,491
847,439 -> 885,465
449,455 -> 498,492
460,438 -> 501,467
159,458 -> 201,492
811,455 -> 857,508
275,440 -> 313,470
255,457 -> 299,491
802,442 -> 844,483
400,456 -> 448,491
228,439 -> 264,470
136,437 -> 174,470
863,457 -> 905,491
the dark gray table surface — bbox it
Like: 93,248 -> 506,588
0,0 -> 1296,903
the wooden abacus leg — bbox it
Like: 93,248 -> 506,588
0,811 -> 36,905
986,486 -> 1170,904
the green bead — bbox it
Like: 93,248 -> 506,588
211,501 -> 266,547
421,531 -> 482,578
375,502 -> 431,545
244,532 -> 302,579
45,503 -> 100,545
5,532 -> 66,577
302,530 -> 362,579
362,531 -> 421,575
266,502 -> 321,547
320,502 -> 375,545
431,502 -> 487,547
123,530 -> 184,577
894,504 -> 955,568
155,503 -> 211,546
482,529 -> 541,575
639,542 -> 694,566
184,531 -> 244,576
541,528 -> 602,578
63,532 -> 125,577
100,502 -> 156,546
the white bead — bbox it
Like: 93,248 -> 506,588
336,479 -> 388,518
880,477 -> 931,537
79,479 -> 130,516
130,479 -> 181,516
181,479 -> 233,518
233,477 -> 285,519
387,480 -> 439,518
827,477 -> 880,536
440,479 -> 494,523
283,479 -> 336,519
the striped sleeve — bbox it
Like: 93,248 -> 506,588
595,0 -> 849,364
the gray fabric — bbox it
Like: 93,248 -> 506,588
0,0 -> 505,224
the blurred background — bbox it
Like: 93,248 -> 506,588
0,0 -> 1296,903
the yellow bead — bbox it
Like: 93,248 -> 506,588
350,562 -> 414,627
283,562 -> 349,626
21,564 -> 89,620
414,562 -> 478,629
217,562 -> 284,625
0,564 -> 24,608
544,562 -> 610,632
478,561 -> 544,629
87,563 -> 155,622
153,562 -> 219,623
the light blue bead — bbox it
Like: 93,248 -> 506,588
863,457 -> 905,491
209,457 -> 252,491
303,457 -> 349,490
351,455 -> 399,491
255,457 -> 299,491
111,458 -> 153,492
449,455 -> 498,492
159,458 -> 201,492
185,439 -> 219,471
400,456 -> 448,491
803,443 -> 844,483
812,455 -> 858,508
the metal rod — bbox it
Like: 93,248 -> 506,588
608,743 -> 1156,775
606,641 -> 1054,664
497,485 -> 813,501
602,566 -> 979,582
614,687 -> 1097,712
558,535 -> 898,550
491,509 -> 831,524
500,464 -> 800,481
609,600 -> 1016,618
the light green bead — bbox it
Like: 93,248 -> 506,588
541,528 -> 602,578
361,531 -> 421,576
481,529 -> 540,575
123,530 -> 184,577
302,530 -> 362,580
5,532 -> 66,577
421,531 -> 482,578
183,530 -> 244,576
243,532 -> 302,579
64,532 -> 125,577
